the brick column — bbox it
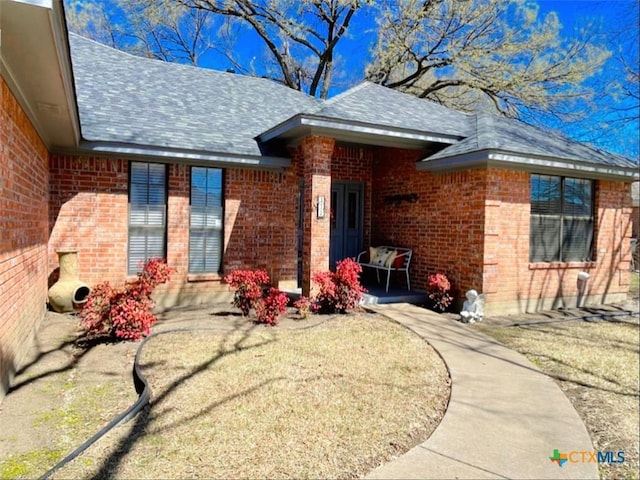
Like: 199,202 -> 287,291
301,136 -> 334,296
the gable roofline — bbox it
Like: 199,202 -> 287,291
68,32 -> 318,163
418,112 -> 639,181
258,113 -> 463,150
418,148 -> 639,181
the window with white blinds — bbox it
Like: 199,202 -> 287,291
189,167 -> 223,273
128,162 -> 167,274
530,174 -> 594,262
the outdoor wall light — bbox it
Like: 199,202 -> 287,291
316,195 -> 325,219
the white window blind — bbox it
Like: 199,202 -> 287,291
189,167 -> 223,273
128,162 -> 167,273
530,174 -> 594,262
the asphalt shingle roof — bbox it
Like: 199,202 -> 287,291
312,82 -> 472,138
69,33 -> 320,157
69,33 -> 637,174
424,112 -> 638,169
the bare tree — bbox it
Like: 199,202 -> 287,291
593,0 -> 639,152
66,0 -> 215,65
65,0 -> 615,127
366,0 -> 610,124
538,0 -> 640,159
177,0 -> 362,98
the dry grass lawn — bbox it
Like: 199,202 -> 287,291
475,312 -> 639,480
53,314 -> 450,479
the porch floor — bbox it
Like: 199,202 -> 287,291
360,284 -> 427,305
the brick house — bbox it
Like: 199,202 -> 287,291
1,0 -> 638,400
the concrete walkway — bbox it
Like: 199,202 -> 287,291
364,303 -> 599,480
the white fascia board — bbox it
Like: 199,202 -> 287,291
259,114 -> 462,145
50,0 -> 81,146
418,149 -> 640,181
8,0 -> 52,7
1,0 -> 80,148
55,142 -> 291,170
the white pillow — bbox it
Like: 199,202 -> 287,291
372,248 -> 391,266
385,250 -> 397,267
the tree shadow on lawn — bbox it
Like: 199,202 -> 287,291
87,320 -> 276,479
521,349 -> 639,397
478,321 -> 639,398
512,321 -> 640,351
8,325 -> 97,395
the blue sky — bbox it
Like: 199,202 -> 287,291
508,1 -> 639,160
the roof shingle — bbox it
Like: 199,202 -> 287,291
69,33 -> 320,157
69,33 -> 637,175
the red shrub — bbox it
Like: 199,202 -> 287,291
293,295 -> 317,319
255,288 -> 289,325
80,259 -> 175,342
312,258 -> 365,314
225,269 -> 289,325
224,269 -> 270,316
427,272 -> 453,312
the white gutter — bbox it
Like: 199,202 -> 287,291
418,149 -> 640,181
53,141 -> 291,170
258,114 -> 463,146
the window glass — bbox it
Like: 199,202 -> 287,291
128,162 -> 166,274
189,167 -> 223,273
530,174 -> 594,262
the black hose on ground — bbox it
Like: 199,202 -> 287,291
39,326 -> 230,479
38,331 -> 154,480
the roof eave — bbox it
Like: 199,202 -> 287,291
258,114 -> 463,149
417,149 -> 640,181
0,0 -> 80,148
53,141 -> 291,170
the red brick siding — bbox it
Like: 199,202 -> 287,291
331,145 -> 373,248
370,158 -> 631,313
166,163 -> 190,279
299,136 -> 334,295
371,148 -> 487,298
223,166 -> 299,287
49,157 -> 300,304
49,156 -> 128,285
482,169 -> 530,304
0,77 -> 50,400
591,180 -> 632,294
482,170 -> 631,312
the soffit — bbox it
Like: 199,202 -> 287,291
0,0 -> 79,148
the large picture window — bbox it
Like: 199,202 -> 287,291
189,167 -> 223,273
128,162 -> 167,274
530,174 -> 594,262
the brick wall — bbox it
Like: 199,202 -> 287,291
49,156 -> 128,285
223,166 -> 299,290
49,156 -> 300,308
299,136 -> 334,295
482,169 -> 531,311
370,156 -> 631,313
371,147 -> 487,299
480,169 -> 631,313
1,77 -> 50,401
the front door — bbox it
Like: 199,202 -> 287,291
330,182 -> 364,268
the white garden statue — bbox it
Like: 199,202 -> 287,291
460,289 -> 485,323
